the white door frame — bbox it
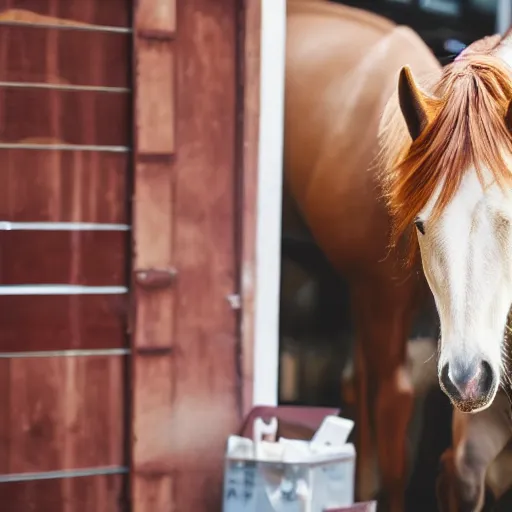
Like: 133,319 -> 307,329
497,0 -> 512,34
252,0 -> 287,407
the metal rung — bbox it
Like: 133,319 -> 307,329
0,20 -> 132,34
0,222 -> 131,231
0,285 -> 128,295
0,81 -> 130,93
0,348 -> 130,359
0,465 -> 129,483
0,143 -> 130,152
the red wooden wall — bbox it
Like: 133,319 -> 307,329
0,0 -> 255,510
0,1 -> 131,510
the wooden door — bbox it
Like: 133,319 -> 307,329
131,0 -> 260,510
0,1 -> 132,510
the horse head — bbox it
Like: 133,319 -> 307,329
380,29 -> 512,414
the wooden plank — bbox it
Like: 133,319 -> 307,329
167,0 -> 239,500
0,474 -> 126,512
135,40 -> 175,155
131,0 -> 243,510
0,295 -> 127,352
0,356 -> 125,473
131,1 -> 176,511
0,26 -> 130,87
173,473 -> 222,511
0,2 -> 131,27
239,0 -> 262,416
136,0 -> 176,34
0,230 -> 127,286
0,88 -> 129,146
0,150 -> 129,224
132,356 -> 173,472
133,475 -> 172,512
133,162 -> 173,350
133,163 -> 173,271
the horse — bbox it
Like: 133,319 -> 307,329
436,389 -> 512,512
285,1 -> 441,509
378,25 -> 512,512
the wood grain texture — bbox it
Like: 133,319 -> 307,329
0,230 -> 128,285
0,474 -> 126,512
0,1 -> 132,510
0,26 -> 130,87
0,88 -> 129,146
239,0 -> 261,416
0,295 -> 128,352
0,1 -> 130,27
136,40 -> 175,155
168,0 -> 239,502
0,150 -> 129,223
131,0 -> 176,508
133,474 -> 172,512
131,0 -> 242,510
133,162 -> 173,350
132,355 -> 173,472
0,356 -> 125,473
136,0 -> 176,34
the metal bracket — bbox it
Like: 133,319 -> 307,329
226,294 -> 241,310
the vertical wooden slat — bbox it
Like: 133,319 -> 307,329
170,0 -> 240,509
132,0 -> 245,510
136,0 -> 176,34
239,0 -> 262,416
131,0 -> 176,510
136,42 -> 175,155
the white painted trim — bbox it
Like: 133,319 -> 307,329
252,0 -> 286,407
497,0 -> 512,35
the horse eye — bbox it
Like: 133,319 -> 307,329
414,218 -> 425,235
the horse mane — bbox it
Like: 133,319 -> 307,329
378,44 -> 512,265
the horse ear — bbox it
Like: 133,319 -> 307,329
398,66 -> 433,141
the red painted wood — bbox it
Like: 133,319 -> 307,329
0,1 -> 132,510
0,475 -> 126,512
0,88 -> 129,146
0,151 -> 129,224
0,295 -> 128,352
0,26 -> 129,87
0,1 -> 130,27
0,356 -> 126,473
0,230 -> 128,285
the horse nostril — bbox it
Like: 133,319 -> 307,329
440,363 -> 457,397
440,359 -> 495,403
480,360 -> 494,396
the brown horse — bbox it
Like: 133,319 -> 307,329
285,1 -> 441,509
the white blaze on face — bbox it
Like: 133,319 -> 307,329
417,165 -> 512,410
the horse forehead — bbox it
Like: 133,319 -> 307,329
421,166 -> 494,223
